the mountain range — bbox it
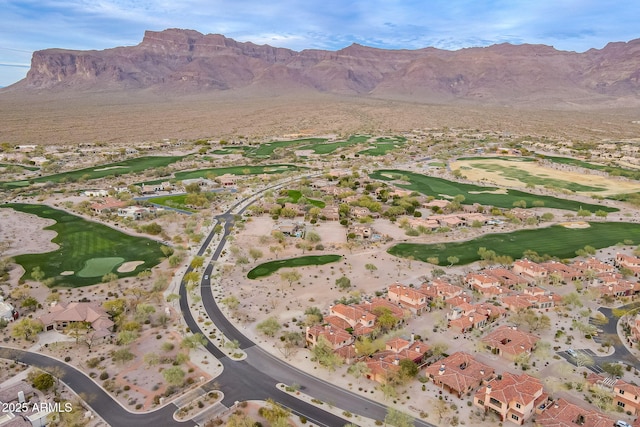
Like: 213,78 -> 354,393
4,28 -> 640,108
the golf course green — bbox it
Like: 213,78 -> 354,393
3,204 -> 165,287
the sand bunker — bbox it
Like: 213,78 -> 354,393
60,271 -> 74,276
559,222 -> 591,229
117,260 -> 144,273
468,189 -> 508,195
0,208 -> 59,256
93,165 -> 129,171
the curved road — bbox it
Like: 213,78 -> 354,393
0,347 -> 191,427
178,179 -> 435,426
0,177 -> 433,427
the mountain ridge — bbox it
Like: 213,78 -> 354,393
4,28 -> 640,108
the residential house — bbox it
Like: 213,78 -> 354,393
350,206 -> 378,219
387,283 -> 428,314
90,197 -> 127,214
320,205 -> 340,221
83,189 -> 109,197
540,261 -> 582,283
448,313 -> 488,333
117,206 -> 157,220
484,268 -> 529,289
305,325 -> 353,350
0,296 -> 18,321
283,203 -> 306,217
328,304 -> 376,336
273,221 -> 304,237
38,302 -> 114,342
356,298 -> 408,324
616,253 -> 640,276
473,303 -> 507,323
512,259 -> 548,280
419,280 -> 464,303
535,398 -> 615,427
407,217 -> 441,231
425,352 -> 494,397
481,325 -> 540,359
474,373 -> 548,425
500,293 -> 562,311
218,174 -> 239,187
597,280 -> 640,298
365,337 -> 427,383
365,358 -> 401,383
422,199 -> 449,210
466,272 -> 501,289
571,257 -> 614,275
349,224 -> 373,239
629,313 -> 640,343
615,381 -> 640,415
587,373 -> 640,416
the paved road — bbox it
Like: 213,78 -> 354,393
178,178 -> 436,426
0,176 -> 435,427
558,303 -> 640,373
0,347 -> 193,427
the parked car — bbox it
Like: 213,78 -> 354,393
615,420 -> 631,427
567,349 -> 578,357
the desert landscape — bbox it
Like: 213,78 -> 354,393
2,24 -> 640,427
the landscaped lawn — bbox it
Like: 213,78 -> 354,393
0,156 -> 185,188
3,204 -> 165,287
276,190 -> 325,208
142,194 -> 197,212
247,255 -> 342,279
370,169 -> 617,212
388,222 -> 640,265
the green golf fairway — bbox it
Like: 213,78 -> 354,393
247,255 -> 342,279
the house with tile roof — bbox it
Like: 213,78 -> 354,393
588,373 -> 640,416
305,325 -> 354,350
425,352 -> 494,397
387,283 -> 428,314
541,260 -> 582,283
474,372 -> 549,425
534,398 -> 615,427
329,304 -> 377,331
484,268 -> 529,288
481,325 -> 540,360
38,302 -> 114,342
419,279 -> 464,302
513,259 -> 548,280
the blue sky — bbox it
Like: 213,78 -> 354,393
1,0 -> 639,87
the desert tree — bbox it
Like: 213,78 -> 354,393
384,407 -> 415,427
256,316 -> 281,337
347,361 -> 371,383
11,318 -> 43,342
280,270 -> 301,287
162,366 -> 186,385
311,336 -> 343,371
